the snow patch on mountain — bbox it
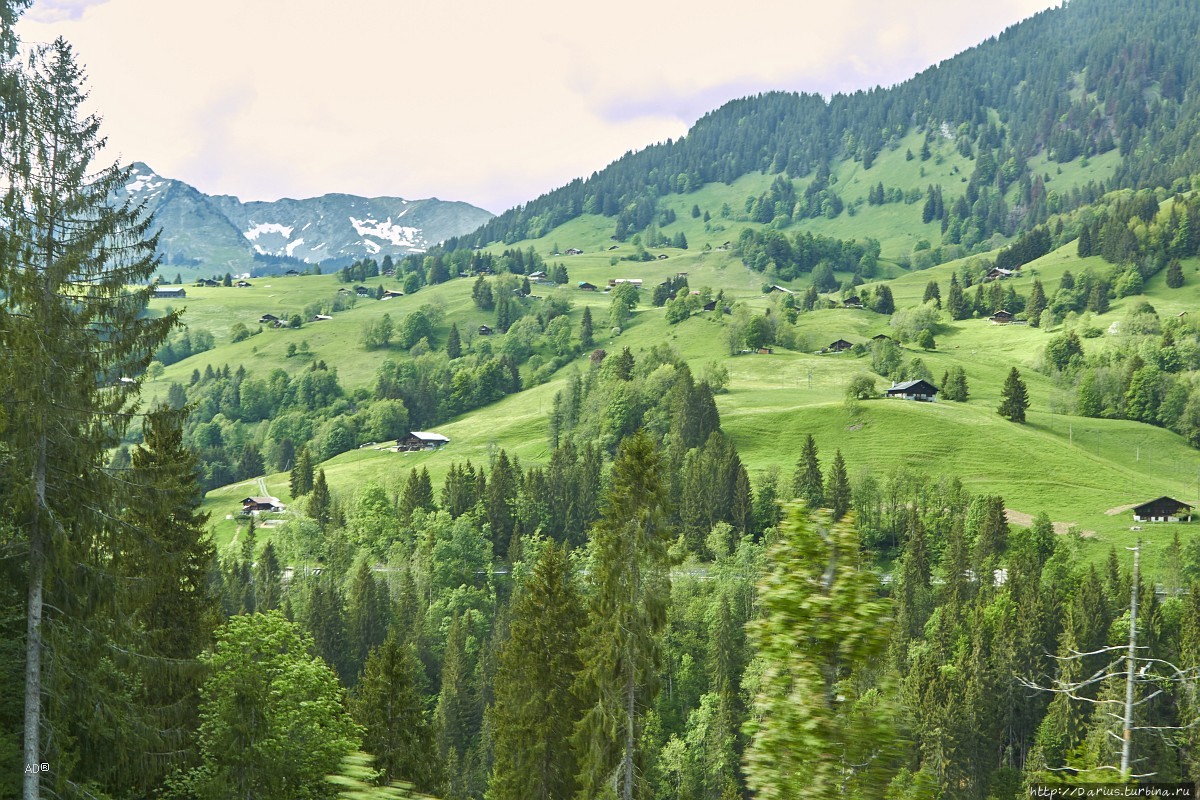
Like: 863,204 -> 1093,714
349,216 -> 421,248
244,222 -> 294,240
286,238 -> 305,257
126,173 -> 164,194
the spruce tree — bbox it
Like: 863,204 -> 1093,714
946,272 -> 968,319
485,450 -> 518,559
1,35 -> 175,797
351,628 -> 440,790
254,540 -> 282,612
1166,258 -> 1185,288
446,321 -> 462,358
489,542 -> 586,800
309,468 -> 332,528
824,449 -> 851,520
791,433 -> 824,508
100,406 -> 218,794
290,444 -> 314,496
1026,278 -> 1048,326
574,431 -> 673,800
998,366 -> 1030,422
345,558 -> 389,682
434,614 -> 475,771
579,305 -> 594,349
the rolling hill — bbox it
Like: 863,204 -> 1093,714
130,0 -> 1200,574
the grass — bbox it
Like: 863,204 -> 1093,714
151,139 -> 1198,571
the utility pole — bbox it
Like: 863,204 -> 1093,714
1121,541 -> 1140,777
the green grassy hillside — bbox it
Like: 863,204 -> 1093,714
143,141 -> 1199,571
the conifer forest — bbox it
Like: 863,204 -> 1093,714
4,0 -> 1200,798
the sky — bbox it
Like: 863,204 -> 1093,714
17,0 -> 1060,215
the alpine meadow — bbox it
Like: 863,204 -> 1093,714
7,0 -> 1200,798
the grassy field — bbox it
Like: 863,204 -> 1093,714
152,144 -> 1198,570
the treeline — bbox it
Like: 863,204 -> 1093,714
434,0 -> 1200,249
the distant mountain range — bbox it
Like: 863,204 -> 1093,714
112,163 -> 494,277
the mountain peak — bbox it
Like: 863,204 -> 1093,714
114,165 -> 493,275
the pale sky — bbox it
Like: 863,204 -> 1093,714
18,0 -> 1060,214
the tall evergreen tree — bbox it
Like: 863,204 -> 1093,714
1026,278 -> 1048,326
305,577 -> 351,685
580,305 -> 595,349
824,449 -> 851,520
489,542 -> 586,800
574,431 -> 673,800
309,468 -> 332,528
998,367 -> 1030,423
434,614 -> 475,772
446,321 -> 463,359
946,272 -> 968,320
350,628 -> 440,791
345,558 -> 389,683
254,539 -> 282,612
791,433 -> 824,508
1165,258 -> 1185,288
291,444 -> 315,496
485,450 -> 519,560
1,35 -> 176,797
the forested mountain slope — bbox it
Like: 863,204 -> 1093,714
454,0 -> 1200,248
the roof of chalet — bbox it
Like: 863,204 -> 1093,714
888,379 -> 938,394
404,431 -> 450,443
1132,496 -> 1193,514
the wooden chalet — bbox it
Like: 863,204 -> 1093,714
766,285 -> 795,295
312,314 -> 333,321
990,310 -> 1015,325
478,325 -> 493,336
1132,497 -> 1193,523
382,289 -> 404,299
702,300 -> 717,312
528,270 -> 547,280
153,286 -> 187,299
259,313 -> 279,324
235,280 -> 252,287
354,285 -> 371,296
843,296 -> 864,309
196,278 -> 220,287
397,431 -> 451,451
984,267 -> 1016,282
872,334 -> 896,343
828,339 -> 854,352
241,496 -> 284,514
565,248 -> 583,255
285,269 -> 301,276
578,281 -> 597,291
887,379 -> 938,402
657,254 -> 669,260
